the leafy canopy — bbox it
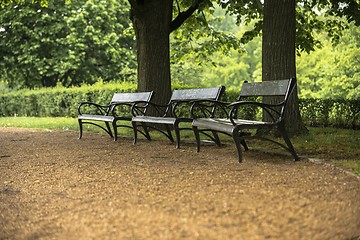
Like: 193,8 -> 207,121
0,0 -> 135,90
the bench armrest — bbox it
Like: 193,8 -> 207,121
169,100 -> 194,118
78,102 -> 110,115
131,101 -> 169,117
170,99 -> 222,119
229,100 -> 285,123
190,100 -> 231,118
108,102 -> 137,117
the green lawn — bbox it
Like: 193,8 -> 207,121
1,117 -> 359,175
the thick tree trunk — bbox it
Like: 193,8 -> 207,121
262,0 -> 308,136
129,0 -> 172,105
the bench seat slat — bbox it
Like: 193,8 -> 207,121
132,116 -> 177,125
132,116 -> 193,125
192,118 -> 272,133
78,114 -> 115,122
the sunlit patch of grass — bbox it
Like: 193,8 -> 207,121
0,117 -> 79,131
0,116 -> 138,136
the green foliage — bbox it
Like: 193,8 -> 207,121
0,0 -> 135,90
172,11 -> 358,102
171,3 -> 244,66
171,7 -> 262,91
1,0 -> 359,110
202,0 -> 358,54
1,0 -> 50,8
297,23 -> 360,99
295,1 -> 360,54
171,32 -> 261,91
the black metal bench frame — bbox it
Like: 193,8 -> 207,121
191,78 -> 300,162
131,86 -> 225,148
78,91 -> 153,141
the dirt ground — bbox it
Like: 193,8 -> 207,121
0,127 -> 360,240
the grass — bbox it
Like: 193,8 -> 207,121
293,127 -> 360,175
0,117 -> 79,131
1,117 -> 359,175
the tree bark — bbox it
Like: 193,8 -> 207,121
129,0 -> 173,105
262,0 -> 308,136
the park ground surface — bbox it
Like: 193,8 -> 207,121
0,127 -> 360,240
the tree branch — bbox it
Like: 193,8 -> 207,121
170,2 -> 201,33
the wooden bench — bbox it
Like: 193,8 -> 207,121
78,91 -> 153,141
131,86 -> 225,148
191,78 -> 300,162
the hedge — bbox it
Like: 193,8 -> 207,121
0,81 -> 137,117
299,98 -> 360,129
1,83 -> 359,129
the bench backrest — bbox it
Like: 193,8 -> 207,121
239,79 -> 291,97
110,91 -> 153,104
239,78 -> 295,100
237,77 -> 296,119
170,86 -> 225,102
164,86 -> 225,118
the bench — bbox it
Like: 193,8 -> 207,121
131,86 -> 225,148
191,77 -> 300,162
78,91 -> 153,141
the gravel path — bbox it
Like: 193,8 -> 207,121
1,127 -> 360,240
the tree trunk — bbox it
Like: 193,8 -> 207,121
129,0 -> 172,105
262,0 -> 308,136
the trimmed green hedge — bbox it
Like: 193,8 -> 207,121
0,81 -> 137,117
299,98 -> 360,129
1,83 -> 359,129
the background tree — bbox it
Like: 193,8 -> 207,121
128,0 -> 173,105
0,0 -> 135,89
261,0 -> 308,135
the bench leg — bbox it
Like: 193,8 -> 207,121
132,121 -> 138,144
192,125 -> 201,152
278,125 -> 300,161
174,123 -> 181,149
112,122 -> 117,141
141,123 -> 152,141
211,131 -> 222,146
102,122 -> 112,139
232,132 -> 244,163
164,125 -> 174,143
78,119 -> 83,139
241,139 -> 249,151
